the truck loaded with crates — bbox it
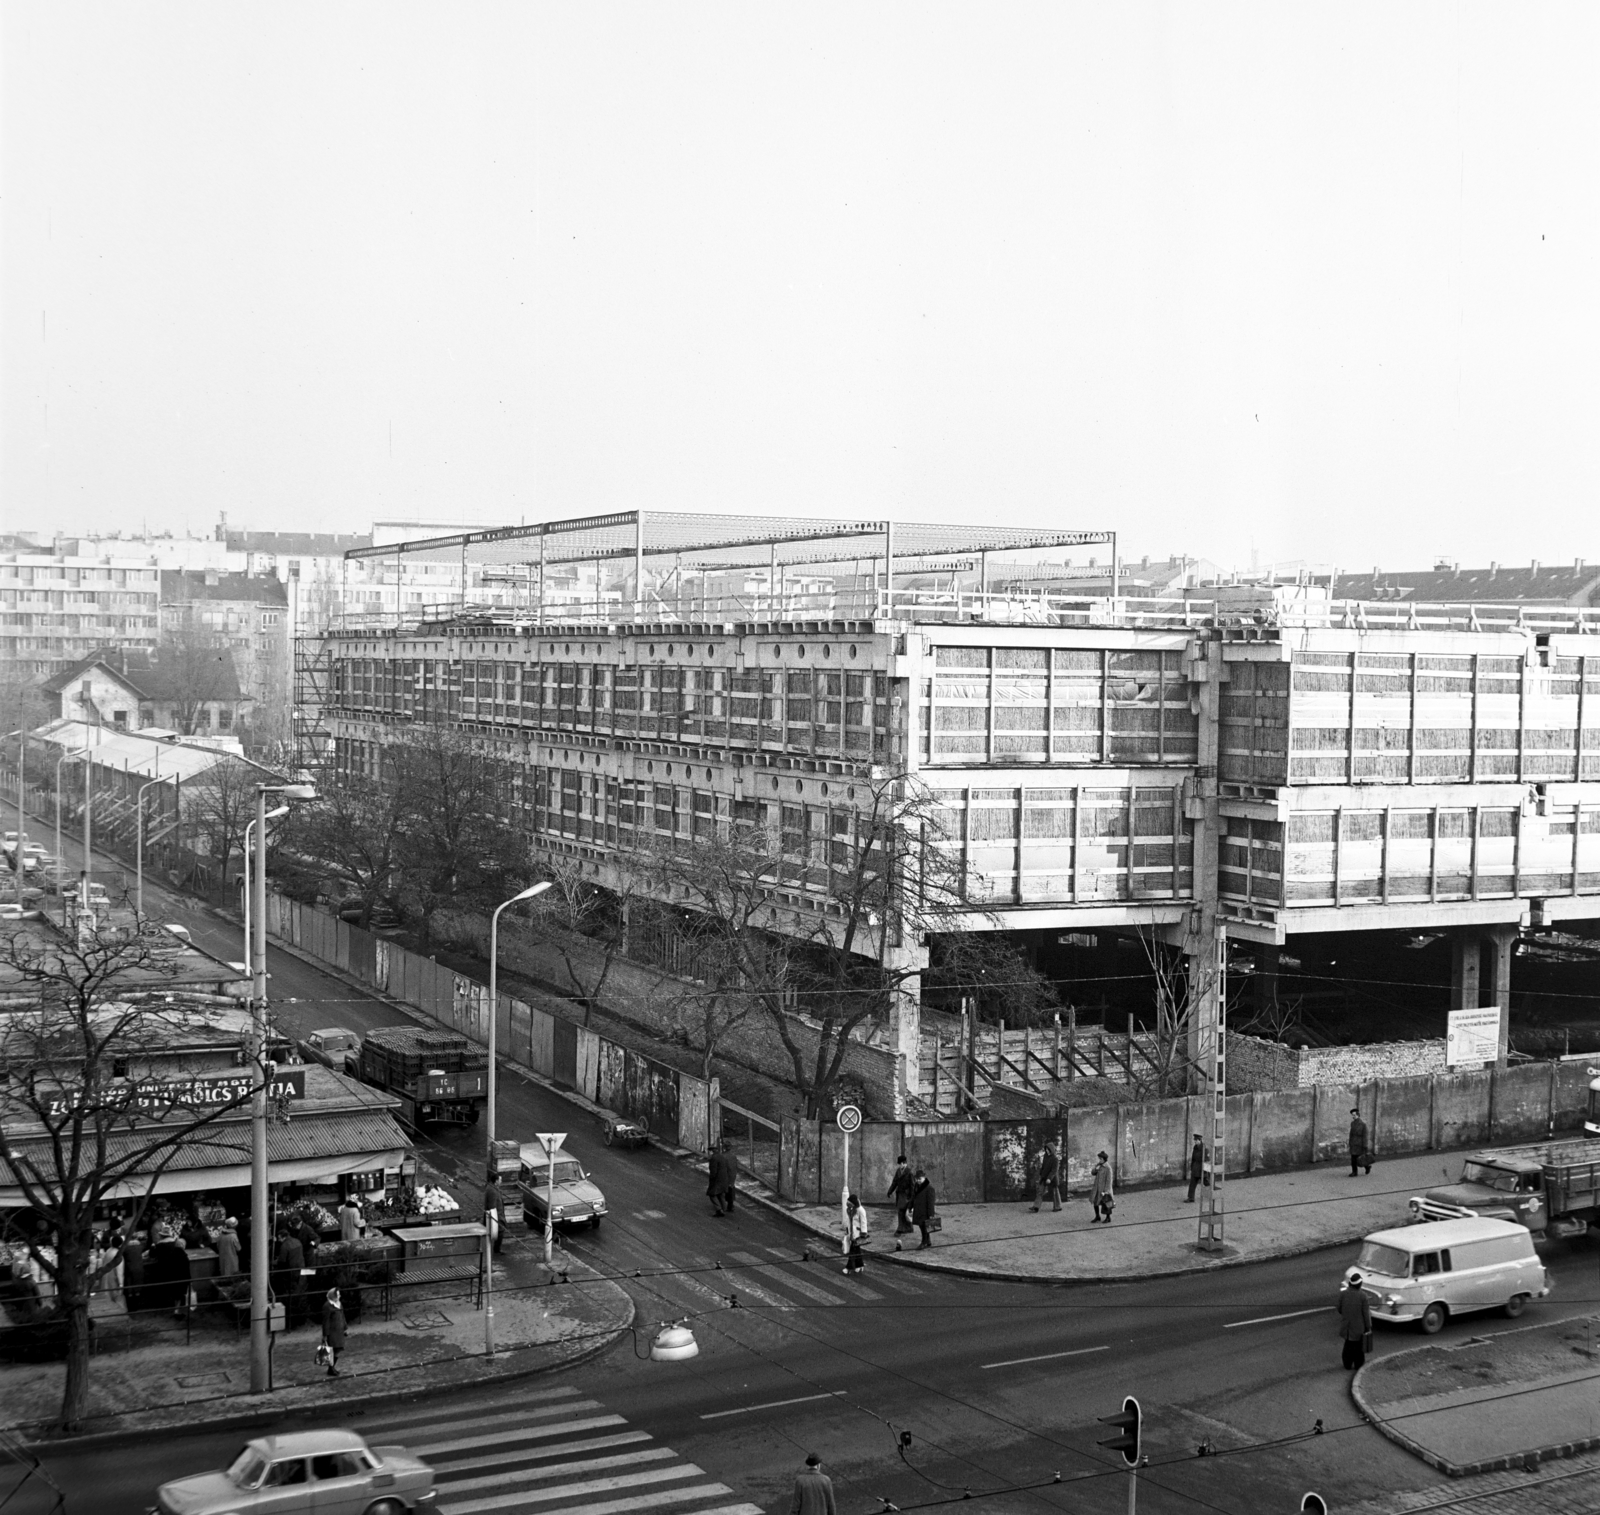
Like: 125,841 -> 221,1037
356,1025 -> 488,1132
1413,1137 -> 1600,1238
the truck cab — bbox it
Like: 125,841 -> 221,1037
1423,1153 -> 1549,1233
1585,1072 -> 1600,1138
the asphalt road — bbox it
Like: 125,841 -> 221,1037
12,862 -> 1600,1512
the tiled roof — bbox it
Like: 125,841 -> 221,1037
40,646 -> 244,703
1330,565 -> 1600,605
161,571 -> 288,605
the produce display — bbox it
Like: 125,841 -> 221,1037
414,1186 -> 457,1215
282,1198 -> 339,1233
364,1178 -> 460,1226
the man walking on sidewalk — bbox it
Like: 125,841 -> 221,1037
1349,1108 -> 1372,1176
720,1141 -> 740,1213
791,1454 -> 837,1515
888,1154 -> 914,1234
1339,1274 -> 1372,1370
910,1170 -> 936,1249
707,1145 -> 729,1217
1186,1134 -> 1204,1202
1030,1140 -> 1061,1212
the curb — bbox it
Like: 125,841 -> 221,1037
1350,1314 -> 1600,1477
15,1280 -> 636,1454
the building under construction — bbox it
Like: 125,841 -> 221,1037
294,512 -> 1600,1111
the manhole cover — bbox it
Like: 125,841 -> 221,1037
178,1372 -> 231,1389
402,1310 -> 451,1330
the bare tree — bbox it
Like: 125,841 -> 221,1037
925,932 -> 1063,1028
183,759 -> 261,881
531,853 -> 654,1028
1132,926 -> 1203,1098
283,769 -> 408,926
0,924 -> 255,1431
156,619 -> 237,736
653,770 -> 982,1116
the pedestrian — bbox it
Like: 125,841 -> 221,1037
910,1169 -> 936,1250
338,1196 -> 363,1242
215,1217 -> 241,1285
791,1454 -> 837,1515
840,1192 -> 869,1274
720,1141 -> 740,1214
1339,1274 -> 1372,1370
147,1224 -> 192,1319
296,1212 -> 319,1263
1186,1134 -> 1204,1203
887,1154 -> 914,1234
121,1230 -> 146,1314
1349,1108 -> 1372,1176
1030,1139 -> 1062,1213
706,1145 -> 728,1218
320,1285 -> 348,1376
274,1224 -> 307,1330
484,1176 -> 507,1254
1090,1151 -> 1115,1223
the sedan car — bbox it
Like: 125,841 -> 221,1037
298,1027 -> 363,1075
152,1429 -> 434,1514
519,1145 -> 608,1229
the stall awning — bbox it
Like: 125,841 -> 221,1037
0,1109 -> 411,1206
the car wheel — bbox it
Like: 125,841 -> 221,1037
590,1214 -> 602,1229
1504,1293 -> 1529,1319
364,1501 -> 407,1515
1420,1302 -> 1447,1334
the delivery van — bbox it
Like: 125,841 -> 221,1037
1346,1216 -> 1550,1334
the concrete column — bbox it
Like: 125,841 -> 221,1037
1449,929 -> 1482,1010
1184,641 -> 1224,1078
1486,925 -> 1517,1068
1253,942 -> 1281,1021
884,939 -> 927,1120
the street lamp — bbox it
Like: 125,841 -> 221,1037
248,780 -> 317,1396
53,746 -> 89,923
133,776 -> 171,920
240,806 -> 289,969
483,879 -> 550,1356
3,731 -> 24,903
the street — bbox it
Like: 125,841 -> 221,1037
5,863 -> 1600,1513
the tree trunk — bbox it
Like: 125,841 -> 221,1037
59,1287 -> 93,1432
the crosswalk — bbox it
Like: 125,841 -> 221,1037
350,1385 -> 764,1515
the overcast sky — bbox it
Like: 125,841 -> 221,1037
3,4 -> 1596,572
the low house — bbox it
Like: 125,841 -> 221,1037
41,647 -> 250,736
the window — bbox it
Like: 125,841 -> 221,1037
1413,1251 -> 1448,1277
112,710 -> 127,728
263,1459 -> 308,1486
312,1451 -> 371,1479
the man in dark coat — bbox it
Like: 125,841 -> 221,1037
484,1178 -> 507,1254
719,1142 -> 739,1213
1030,1141 -> 1061,1213
1186,1134 -> 1205,1202
121,1231 -> 146,1314
887,1154 -> 915,1234
707,1146 -> 728,1217
909,1171 -> 936,1250
321,1286 -> 348,1376
1349,1108 -> 1372,1176
1339,1274 -> 1372,1369
791,1454 -> 837,1515
146,1226 -> 192,1318
274,1225 -> 308,1329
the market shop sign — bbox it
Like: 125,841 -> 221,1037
134,1068 -> 307,1112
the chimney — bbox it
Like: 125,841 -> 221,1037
204,568 -> 219,587
1531,559 -> 1540,573
1577,558 -> 1586,571
1489,562 -> 1499,576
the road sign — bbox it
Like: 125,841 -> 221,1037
534,1132 -> 567,1154
1447,1008 -> 1501,1067
836,1105 -> 862,1134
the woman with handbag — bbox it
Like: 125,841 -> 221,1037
1090,1152 -> 1115,1223
840,1193 -> 869,1274
320,1286 -> 347,1377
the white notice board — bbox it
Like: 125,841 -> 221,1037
1447,1008 -> 1502,1068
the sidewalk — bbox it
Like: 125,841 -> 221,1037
1353,1315 -> 1600,1477
779,1150 -> 1461,1282
1,1235 -> 634,1448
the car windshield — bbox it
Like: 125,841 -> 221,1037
1461,1162 -> 1520,1192
531,1160 -> 584,1187
1355,1242 -> 1411,1279
227,1448 -> 269,1489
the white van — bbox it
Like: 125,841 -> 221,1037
1347,1216 -> 1551,1334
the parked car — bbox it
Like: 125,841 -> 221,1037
1348,1215 -> 1551,1334
151,1428 -> 436,1514
519,1144 -> 607,1230
298,1027 -> 362,1075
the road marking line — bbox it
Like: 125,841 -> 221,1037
981,1345 -> 1110,1370
414,1415 -> 627,1457
728,1250 -> 847,1306
422,1433 -> 652,1476
701,1391 -> 848,1420
435,1447 -> 680,1496
1223,1307 -> 1330,1329
441,1469 -> 718,1515
360,1390 -> 583,1436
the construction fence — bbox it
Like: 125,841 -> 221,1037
780,1058 -> 1595,1206
262,894 -> 723,1154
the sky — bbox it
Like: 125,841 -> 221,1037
2,3 -> 1597,573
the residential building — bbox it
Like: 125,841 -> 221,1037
40,648 -> 250,735
160,570 -> 290,716
0,554 -> 161,677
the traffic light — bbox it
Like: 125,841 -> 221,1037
1301,1497 -> 1327,1515
1097,1396 -> 1141,1467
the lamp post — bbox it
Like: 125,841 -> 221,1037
248,780 -> 317,1396
53,746 -> 89,923
133,776 -> 169,920
240,806 -> 289,971
3,730 -> 23,902
483,880 -> 550,1356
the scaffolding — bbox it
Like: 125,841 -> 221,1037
292,634 -> 335,776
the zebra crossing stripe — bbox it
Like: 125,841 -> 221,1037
414,1414 -> 628,1457
727,1251 -> 846,1306
360,1387 -> 583,1435
436,1447 -> 680,1498
441,1468 -> 720,1515
425,1432 -> 654,1477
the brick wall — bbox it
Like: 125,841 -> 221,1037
1228,1031 -> 1447,1092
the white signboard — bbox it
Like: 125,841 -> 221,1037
1447,1009 -> 1501,1068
